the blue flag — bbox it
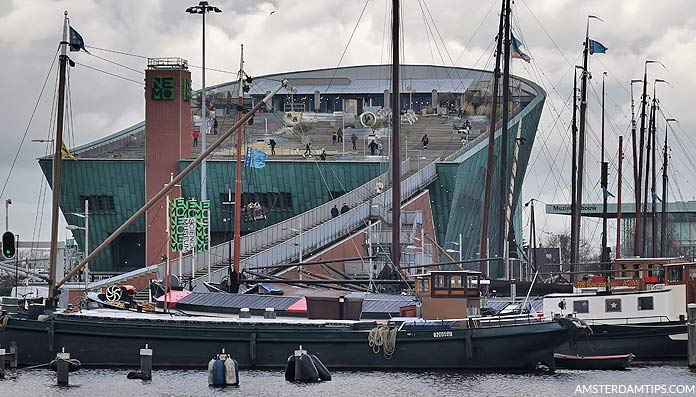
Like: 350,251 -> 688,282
588,39 -> 607,55
245,148 -> 267,168
69,26 -> 90,53
603,188 -> 615,198
652,191 -> 662,202
511,33 -> 531,63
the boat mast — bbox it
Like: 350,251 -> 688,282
390,0 -> 401,270
499,0 -> 512,278
661,118 -> 676,256
650,90 -> 658,257
573,16 -> 592,267
48,12 -> 70,302
479,0 -> 505,276
232,44 -> 244,293
616,136 -> 623,259
600,72 -> 609,267
629,79 -> 641,257
570,67 -> 579,281
636,61 -> 651,256
641,97 -> 653,257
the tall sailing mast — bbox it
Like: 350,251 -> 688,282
48,12 -> 71,302
572,16 -> 595,268
499,0 -> 512,278
231,44 -> 245,293
616,136 -> 623,259
600,71 -> 609,266
629,79 -> 641,256
661,118 -> 677,256
390,0 -> 401,270
479,0 -> 506,276
569,66 -> 579,281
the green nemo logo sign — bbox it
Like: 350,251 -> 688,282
152,77 -> 174,100
182,78 -> 191,101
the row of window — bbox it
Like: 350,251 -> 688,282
78,195 -> 116,214
573,296 -> 654,314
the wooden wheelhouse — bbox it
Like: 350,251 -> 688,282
414,270 -> 481,320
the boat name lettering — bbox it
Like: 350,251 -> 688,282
433,331 -> 453,338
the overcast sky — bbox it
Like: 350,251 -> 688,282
1,0 -> 694,253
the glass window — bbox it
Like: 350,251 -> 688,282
668,266 -> 683,283
605,298 -> 622,313
450,275 -> 462,288
573,300 -> 589,314
632,264 -> 641,278
434,275 -> 446,288
689,268 -> 696,281
620,265 -> 627,278
418,278 -> 430,294
638,296 -> 654,311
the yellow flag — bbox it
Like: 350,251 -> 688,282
61,142 -> 77,160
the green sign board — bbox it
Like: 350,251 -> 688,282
152,77 -> 174,100
182,78 -> 191,101
170,198 -> 210,253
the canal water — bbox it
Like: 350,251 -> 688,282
1,362 -> 694,396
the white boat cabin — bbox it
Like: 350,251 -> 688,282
543,258 -> 695,324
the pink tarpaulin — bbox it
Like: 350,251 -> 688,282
285,297 -> 307,313
156,290 -> 192,307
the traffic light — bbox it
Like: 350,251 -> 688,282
2,231 -> 15,259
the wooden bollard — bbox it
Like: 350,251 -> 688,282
56,350 -> 70,386
140,345 -> 153,380
0,349 -> 5,372
688,303 -> 696,368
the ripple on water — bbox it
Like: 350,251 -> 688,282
0,362 -> 694,397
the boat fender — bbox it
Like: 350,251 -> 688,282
207,358 -> 216,385
126,370 -> 149,380
49,358 -> 81,372
310,355 -> 331,381
223,356 -> 239,386
296,353 -> 319,382
211,359 -> 226,387
284,355 -> 296,382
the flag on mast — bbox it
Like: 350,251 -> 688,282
69,26 -> 90,54
588,39 -> 608,55
511,33 -> 531,63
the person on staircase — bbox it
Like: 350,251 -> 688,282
421,134 -> 429,149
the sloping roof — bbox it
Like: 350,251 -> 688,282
176,291 -> 301,311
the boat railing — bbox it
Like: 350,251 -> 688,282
475,313 -> 537,328
198,158 -> 439,284
582,315 -> 674,325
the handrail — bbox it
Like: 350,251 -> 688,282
171,158 -> 412,278
196,158 -> 438,284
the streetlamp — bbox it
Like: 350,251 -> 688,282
66,199 -> 89,290
446,233 -> 463,262
186,1 -> 222,202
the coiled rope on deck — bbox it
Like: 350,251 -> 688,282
0,313 -> 9,331
368,325 -> 397,359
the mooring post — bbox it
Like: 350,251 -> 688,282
0,349 -> 5,372
140,344 -> 153,380
56,349 -> 70,386
688,303 -> 696,368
